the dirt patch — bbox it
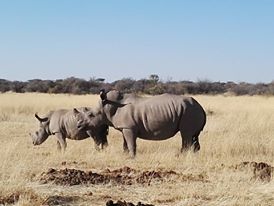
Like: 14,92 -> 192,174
0,193 -> 81,206
0,192 -> 20,205
0,190 -> 43,205
235,161 -> 273,182
40,168 -> 110,186
106,199 -> 154,206
61,161 -> 88,166
39,166 -> 208,186
42,195 -> 81,206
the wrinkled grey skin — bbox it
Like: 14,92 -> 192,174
75,90 -> 206,157
74,93 -> 142,153
29,108 -> 109,151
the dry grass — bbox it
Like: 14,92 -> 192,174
0,92 -> 274,205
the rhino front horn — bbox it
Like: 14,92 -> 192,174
35,113 -> 48,122
100,89 -> 107,101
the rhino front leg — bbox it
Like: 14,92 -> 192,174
122,129 -> 136,158
56,141 -> 61,151
123,135 -> 129,153
55,133 -> 67,152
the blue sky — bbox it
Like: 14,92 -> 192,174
0,0 -> 273,83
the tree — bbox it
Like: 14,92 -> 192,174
149,74 -> 159,84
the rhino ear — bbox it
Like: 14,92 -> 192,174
87,111 -> 95,117
100,89 -> 107,101
73,108 -> 80,115
83,107 -> 89,112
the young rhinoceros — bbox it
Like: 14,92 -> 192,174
29,108 -> 109,151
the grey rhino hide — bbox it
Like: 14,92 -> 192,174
74,93 -> 142,150
30,108 -> 108,151
78,90 -> 206,157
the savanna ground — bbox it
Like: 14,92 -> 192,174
0,93 -> 274,206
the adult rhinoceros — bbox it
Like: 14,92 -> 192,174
74,90 -> 206,157
29,108 -> 109,151
74,93 -> 143,153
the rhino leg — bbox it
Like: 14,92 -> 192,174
57,141 -> 61,151
180,131 -> 201,152
192,134 -> 201,152
122,129 -> 136,158
193,140 -> 200,152
180,131 -> 193,152
123,135 -> 129,153
55,133 -> 67,152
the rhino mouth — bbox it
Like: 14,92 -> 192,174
101,142 -> 108,149
94,142 -> 108,151
86,130 -> 108,150
29,133 -> 39,145
29,132 -> 49,146
76,120 -> 89,131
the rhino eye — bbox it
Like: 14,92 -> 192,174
77,120 -> 84,127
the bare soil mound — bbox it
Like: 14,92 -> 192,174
106,199 -> 154,206
0,192 -> 20,205
39,166 -> 208,186
235,161 -> 273,182
42,195 -> 81,206
0,190 -> 43,205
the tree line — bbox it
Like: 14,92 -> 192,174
1,75 -> 274,96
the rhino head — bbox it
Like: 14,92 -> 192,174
29,113 -> 51,145
99,89 -> 128,118
73,108 -> 108,149
73,108 -> 95,130
86,126 -> 109,150
100,89 -> 124,106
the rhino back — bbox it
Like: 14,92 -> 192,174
48,109 -> 68,134
49,109 -> 88,140
113,94 -> 190,139
122,93 -> 143,104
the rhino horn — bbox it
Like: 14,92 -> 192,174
100,89 -> 107,101
35,113 -> 48,122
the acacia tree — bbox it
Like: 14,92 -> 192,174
149,74 -> 159,84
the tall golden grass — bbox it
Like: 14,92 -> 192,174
0,92 -> 273,205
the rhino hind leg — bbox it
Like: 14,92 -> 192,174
55,133 -> 67,152
180,132 -> 193,152
192,135 -> 200,152
180,130 -> 201,153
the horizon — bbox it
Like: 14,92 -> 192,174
1,75 -> 274,84
1,1 -> 274,83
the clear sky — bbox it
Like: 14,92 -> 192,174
0,0 -> 273,83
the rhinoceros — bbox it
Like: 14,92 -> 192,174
74,93 -> 143,153
74,90 -> 206,157
29,108 -> 109,151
